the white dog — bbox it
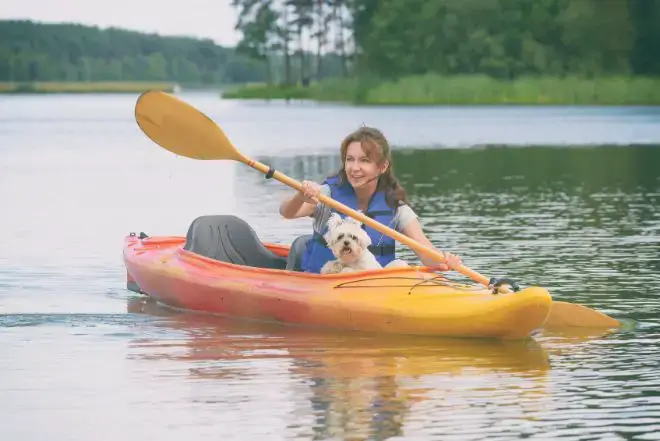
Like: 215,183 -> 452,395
320,214 -> 382,274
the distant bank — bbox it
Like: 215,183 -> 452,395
0,81 -> 179,94
222,75 -> 660,106
4,76 -> 658,106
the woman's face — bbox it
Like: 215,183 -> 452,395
344,141 -> 388,189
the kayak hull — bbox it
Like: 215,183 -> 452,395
123,234 -> 552,339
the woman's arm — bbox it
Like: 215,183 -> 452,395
401,217 -> 462,270
279,180 -> 322,219
279,191 -> 316,219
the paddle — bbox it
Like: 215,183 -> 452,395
133,90 -> 621,329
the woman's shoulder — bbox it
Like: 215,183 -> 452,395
394,203 -> 418,231
395,202 -> 416,215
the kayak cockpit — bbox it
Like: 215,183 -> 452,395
182,214 -> 309,271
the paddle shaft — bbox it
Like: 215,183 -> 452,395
245,158 -> 491,287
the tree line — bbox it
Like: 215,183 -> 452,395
232,0 -> 660,84
0,19 -> 342,84
4,1 -> 658,87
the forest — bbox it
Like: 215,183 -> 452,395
232,0 -> 660,82
2,0 -> 660,102
225,0 -> 660,103
0,19 -> 342,86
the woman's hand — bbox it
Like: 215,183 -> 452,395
300,180 -> 322,204
428,251 -> 462,271
442,251 -> 463,270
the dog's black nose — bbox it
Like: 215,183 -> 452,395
343,240 -> 350,246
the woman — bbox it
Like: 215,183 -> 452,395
279,126 -> 462,273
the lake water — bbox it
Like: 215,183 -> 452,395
1,92 -> 659,440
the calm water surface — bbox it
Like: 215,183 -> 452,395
1,93 -> 660,440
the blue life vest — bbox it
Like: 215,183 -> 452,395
300,176 -> 396,273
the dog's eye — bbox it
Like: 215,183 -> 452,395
350,234 -> 357,240
337,233 -> 344,240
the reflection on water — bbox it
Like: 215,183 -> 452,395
123,296 -> 660,440
127,297 -> 552,440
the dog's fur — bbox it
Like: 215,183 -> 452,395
320,214 -> 382,274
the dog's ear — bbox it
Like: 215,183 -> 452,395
327,213 -> 343,231
324,213 -> 342,245
357,229 -> 372,248
323,229 -> 334,246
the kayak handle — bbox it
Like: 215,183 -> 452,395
489,277 -> 521,294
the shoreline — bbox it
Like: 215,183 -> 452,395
0,81 -> 178,94
222,75 -> 660,106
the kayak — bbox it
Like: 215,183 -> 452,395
123,215 -> 553,339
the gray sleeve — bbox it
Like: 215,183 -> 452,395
394,204 -> 418,232
311,184 -> 332,233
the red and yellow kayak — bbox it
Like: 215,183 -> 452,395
123,226 -> 552,339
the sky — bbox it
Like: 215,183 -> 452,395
2,0 -> 241,46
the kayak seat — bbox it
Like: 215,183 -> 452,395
285,234 -> 312,272
183,215 -> 287,270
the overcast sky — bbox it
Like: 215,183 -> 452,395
3,0 -> 241,46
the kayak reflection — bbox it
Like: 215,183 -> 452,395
127,296 -> 551,440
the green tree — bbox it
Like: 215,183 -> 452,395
0,19 -> 273,84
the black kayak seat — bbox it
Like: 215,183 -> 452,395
183,215 -> 288,270
285,234 -> 312,271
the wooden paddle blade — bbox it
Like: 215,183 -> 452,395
542,301 -> 621,330
134,90 -> 243,161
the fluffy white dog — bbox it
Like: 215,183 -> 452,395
320,213 -> 382,274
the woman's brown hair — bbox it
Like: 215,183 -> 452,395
334,126 -> 409,208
